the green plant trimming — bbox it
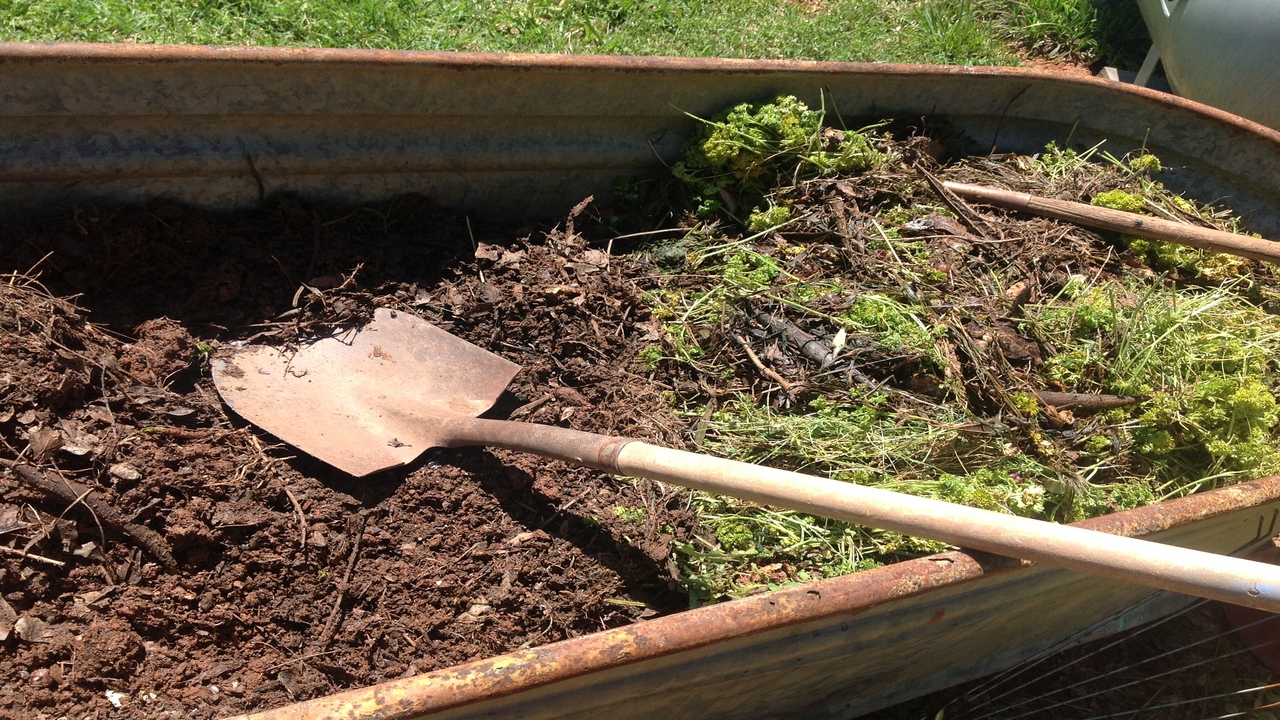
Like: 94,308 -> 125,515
672,94 -> 886,219
645,96 -> 1280,606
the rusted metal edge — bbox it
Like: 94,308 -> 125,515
2,41 -> 1278,142
227,474 -> 1280,720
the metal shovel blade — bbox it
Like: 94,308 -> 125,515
212,308 -> 521,476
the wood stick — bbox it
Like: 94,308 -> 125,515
1032,390 -> 1138,412
753,311 -> 835,366
0,458 -> 177,571
0,544 -> 66,567
942,181 -> 1280,265
284,487 -> 308,550
317,512 -> 366,648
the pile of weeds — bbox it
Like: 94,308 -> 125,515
632,96 -> 1280,605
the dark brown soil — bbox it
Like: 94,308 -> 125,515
0,196 -> 698,718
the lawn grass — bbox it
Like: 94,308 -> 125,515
0,0 -> 1149,68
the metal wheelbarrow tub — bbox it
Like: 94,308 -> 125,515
3,43 -> 1280,719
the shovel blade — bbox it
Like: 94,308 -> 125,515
212,308 -> 521,476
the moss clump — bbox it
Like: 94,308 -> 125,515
747,204 -> 792,231
613,505 -> 649,524
1091,188 -> 1146,213
1093,183 -> 1249,279
1128,153 -> 1162,175
934,468 -> 1046,517
637,344 -> 664,371
1126,236 -> 1250,280
1009,392 -> 1041,416
1035,284 -> 1120,338
714,519 -> 755,551
673,95 -> 884,216
842,293 -> 943,366
723,250 -> 780,292
1030,278 -> 1280,488
1135,377 -> 1280,476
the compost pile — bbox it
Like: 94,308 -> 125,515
1,97 -> 1279,719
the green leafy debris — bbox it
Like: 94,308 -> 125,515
672,95 -> 885,217
649,101 -> 1280,605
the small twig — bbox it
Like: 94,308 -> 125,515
139,426 -> 237,442
916,166 -> 1003,242
317,512 -> 367,648
732,333 -> 793,393
0,459 -> 176,571
692,395 -> 717,449
510,394 -> 554,419
606,227 -> 688,242
536,488 -> 593,531
1032,390 -> 1138,412
0,544 -> 66,567
283,487 -> 307,551
245,154 -> 266,205
262,649 -> 345,674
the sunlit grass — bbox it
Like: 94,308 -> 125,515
0,0 -> 1149,68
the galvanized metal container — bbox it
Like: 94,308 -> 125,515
3,43 -> 1280,720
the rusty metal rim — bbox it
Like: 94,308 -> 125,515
2,41 -> 1278,143
230,475 -> 1280,720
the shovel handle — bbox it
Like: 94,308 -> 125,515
613,441 -> 1280,612
449,418 -> 1280,612
942,180 -> 1280,265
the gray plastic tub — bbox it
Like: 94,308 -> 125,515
1137,0 -> 1280,130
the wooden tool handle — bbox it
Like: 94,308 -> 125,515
455,418 -> 1280,612
942,181 -> 1280,264
613,441 -> 1280,613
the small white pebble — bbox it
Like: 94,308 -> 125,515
108,463 -> 142,481
105,690 -> 127,708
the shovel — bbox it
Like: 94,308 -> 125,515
212,308 -> 1280,612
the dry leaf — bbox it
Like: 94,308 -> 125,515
14,615 -> 51,643
74,541 -> 103,559
580,248 -> 611,267
496,248 -> 526,268
0,505 -> 29,535
0,597 -> 16,641
26,426 -> 63,460
474,243 -> 503,262
109,464 -> 143,481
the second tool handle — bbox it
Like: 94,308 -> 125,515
942,180 -> 1280,264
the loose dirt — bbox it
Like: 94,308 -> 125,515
0,196 -> 698,718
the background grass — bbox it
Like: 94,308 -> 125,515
0,0 -> 1151,69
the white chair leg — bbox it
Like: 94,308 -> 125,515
1134,43 -> 1161,87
